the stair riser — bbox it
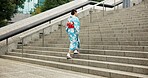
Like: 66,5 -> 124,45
46,32 -> 148,37
59,24 -> 148,30
56,27 -> 148,33
84,23 -> 148,28
7,52 -> 148,75
91,21 -> 148,25
47,29 -> 148,36
40,37 -> 148,41
51,29 -> 148,35
46,34 -> 147,39
82,19 -> 148,24
96,26 -> 148,31
91,18 -> 148,21
91,15 -> 148,20
29,41 -> 148,46
47,33 -> 145,37
87,23 -> 148,27
23,44 -> 148,52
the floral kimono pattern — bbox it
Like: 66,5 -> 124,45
66,16 -> 80,51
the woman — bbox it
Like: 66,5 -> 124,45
66,9 -> 80,59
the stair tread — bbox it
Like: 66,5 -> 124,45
9,51 -> 148,69
41,43 -> 147,47
23,46 -> 148,53
34,39 -> 148,43
2,55 -> 148,78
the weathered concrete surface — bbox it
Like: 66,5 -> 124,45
0,58 -> 105,78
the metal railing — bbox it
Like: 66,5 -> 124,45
96,0 -> 123,16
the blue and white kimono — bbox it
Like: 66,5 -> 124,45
66,15 -> 80,51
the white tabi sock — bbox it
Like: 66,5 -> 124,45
67,53 -> 71,57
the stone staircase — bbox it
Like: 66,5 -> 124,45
1,1 -> 148,78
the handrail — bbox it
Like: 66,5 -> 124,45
97,0 -> 123,8
0,1 -> 97,41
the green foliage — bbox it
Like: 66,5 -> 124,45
32,0 -> 103,15
0,0 -> 25,27
31,0 -> 70,15
0,20 -> 7,27
41,0 -> 70,12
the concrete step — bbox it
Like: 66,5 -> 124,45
93,10 -> 148,16
80,26 -> 148,31
81,21 -> 147,27
90,16 -> 148,22
91,17 -> 148,23
20,46 -> 148,66
60,24 -> 147,33
81,29 -> 148,34
56,28 -> 148,34
50,29 -> 148,35
48,32 -> 148,38
24,44 -> 148,52
88,24 -> 147,28
59,26 -> 148,34
97,21 -> 146,26
45,33 -> 147,38
91,12 -> 148,18
13,48 -> 148,60
91,15 -> 148,22
91,21 -> 148,26
82,29 -> 148,34
90,17 -> 148,24
2,55 -> 148,78
44,35 -> 117,38
7,51 -> 148,75
78,13 -> 147,21
43,36 -> 147,41
91,20 -> 148,25
30,40 -> 148,46
42,36 -> 148,41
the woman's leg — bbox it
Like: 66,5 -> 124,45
67,29 -> 79,59
67,50 -> 73,59
67,29 -> 75,59
74,34 -> 80,54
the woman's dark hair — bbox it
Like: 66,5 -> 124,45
71,9 -> 77,15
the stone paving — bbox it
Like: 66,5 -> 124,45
0,58 -> 105,78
